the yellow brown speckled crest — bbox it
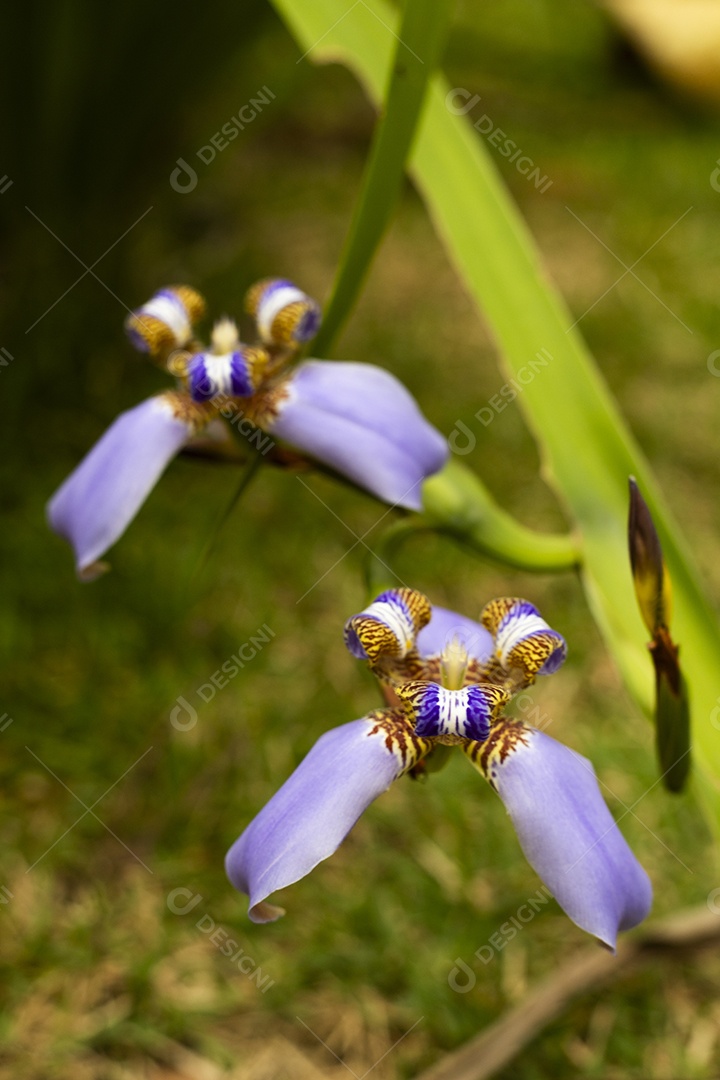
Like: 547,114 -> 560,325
480,597 -> 522,637
463,717 -> 532,791
125,285 -> 206,356
481,597 -> 567,682
364,708 -> 433,773
159,390 -> 216,434
344,587 -> 432,663
245,278 -> 321,346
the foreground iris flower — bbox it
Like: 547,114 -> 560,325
48,280 -> 447,579
226,589 -> 652,948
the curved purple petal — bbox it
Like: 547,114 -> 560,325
465,722 -> 652,949
47,394 -> 197,580
267,361 -> 448,510
416,606 -> 494,663
225,712 -> 430,922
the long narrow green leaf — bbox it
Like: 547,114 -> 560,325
271,0 -> 720,827
312,0 -> 453,356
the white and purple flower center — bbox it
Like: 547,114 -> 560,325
187,351 -> 255,402
399,683 -> 503,741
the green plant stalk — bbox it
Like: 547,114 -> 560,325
271,0 -> 720,829
422,459 -> 580,572
362,517 -> 430,597
364,460 -> 581,596
311,0 -> 453,357
190,448 -> 265,588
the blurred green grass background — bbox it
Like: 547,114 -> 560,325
2,1 -> 720,1076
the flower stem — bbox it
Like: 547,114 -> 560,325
311,0 -> 455,357
422,459 -> 581,572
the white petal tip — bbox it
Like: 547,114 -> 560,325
249,901 -> 286,924
77,560 -> 111,583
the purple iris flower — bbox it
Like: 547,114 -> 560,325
226,589 -> 652,948
47,281 -> 448,579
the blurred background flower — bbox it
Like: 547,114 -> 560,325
47,281 -> 447,578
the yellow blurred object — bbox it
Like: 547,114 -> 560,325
603,0 -> 720,103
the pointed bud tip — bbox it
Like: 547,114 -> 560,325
628,478 -> 672,636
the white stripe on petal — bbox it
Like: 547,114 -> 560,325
202,354 -> 236,396
437,687 -> 477,737
361,598 -> 414,655
257,285 -> 306,342
496,613 -> 551,665
139,294 -> 190,343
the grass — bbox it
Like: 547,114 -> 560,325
2,1 -> 720,1076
